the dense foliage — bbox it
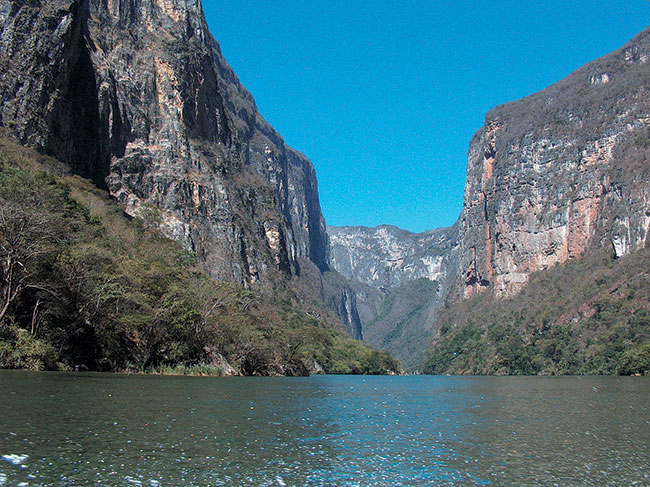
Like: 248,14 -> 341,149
367,278 -> 437,370
424,248 -> 650,375
0,136 -> 400,375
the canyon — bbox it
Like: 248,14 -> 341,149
327,27 -> 650,366
327,224 -> 458,367
0,0 -> 648,370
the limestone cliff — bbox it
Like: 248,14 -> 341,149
459,27 -> 650,299
328,27 -> 650,366
0,0 -> 327,284
0,0 -> 361,335
328,225 -> 459,292
327,224 -> 459,366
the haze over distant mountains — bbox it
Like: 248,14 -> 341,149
327,26 -> 650,368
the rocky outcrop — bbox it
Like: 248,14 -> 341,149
0,0 -> 105,183
0,0 -> 328,288
327,224 -> 459,366
4,0 -> 648,359
459,27 -> 650,299
327,28 -> 650,365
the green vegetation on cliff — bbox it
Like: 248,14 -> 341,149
424,248 -> 650,375
366,278 -> 438,371
0,135 -> 400,376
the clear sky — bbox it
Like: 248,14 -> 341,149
203,1 -> 650,233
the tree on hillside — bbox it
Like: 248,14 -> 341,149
0,168 -> 69,327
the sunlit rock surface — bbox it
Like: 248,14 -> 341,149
329,28 -> 650,365
458,27 -> 650,299
328,224 -> 459,367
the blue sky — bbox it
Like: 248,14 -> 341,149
203,1 -> 650,233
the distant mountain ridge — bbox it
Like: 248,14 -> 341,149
327,224 -> 458,367
328,224 -> 459,292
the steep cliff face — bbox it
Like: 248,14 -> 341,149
0,0 -> 105,183
328,27 -> 650,366
0,0 -> 328,288
459,27 -> 650,299
328,224 -> 459,366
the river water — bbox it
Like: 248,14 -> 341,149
0,372 -> 648,486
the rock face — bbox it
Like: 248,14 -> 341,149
0,0 -> 361,335
0,0 -> 326,284
458,27 -> 650,299
3,1 -> 648,361
328,225 -> 459,292
327,224 -> 459,366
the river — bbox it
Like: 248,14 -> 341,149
0,371 -> 648,486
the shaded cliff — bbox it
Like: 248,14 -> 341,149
458,27 -> 650,300
0,0 -> 361,336
0,0 -> 323,282
327,224 -> 459,367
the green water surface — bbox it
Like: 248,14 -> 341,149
0,372 -> 648,486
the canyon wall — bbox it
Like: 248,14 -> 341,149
329,27 -> 650,365
2,1 -> 648,360
0,0 -> 361,336
458,27 -> 650,299
327,224 -> 459,366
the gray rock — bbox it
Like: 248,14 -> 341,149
328,27 -> 650,365
0,0 -> 327,285
327,224 -> 459,366
457,26 -> 650,300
